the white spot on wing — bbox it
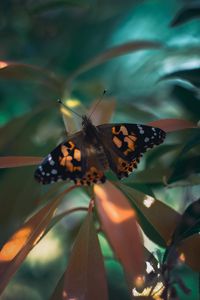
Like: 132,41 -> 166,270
50,160 -> 55,166
144,137 -> 149,143
51,169 -> 58,175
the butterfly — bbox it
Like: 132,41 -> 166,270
34,114 -> 166,186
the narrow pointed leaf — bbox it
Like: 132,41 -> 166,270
0,186 -> 75,295
147,119 -> 197,132
119,183 -> 181,246
170,4 -> 200,27
172,198 -> 200,243
94,181 -> 144,284
0,61 -> 62,90
51,212 -> 108,300
68,41 -> 162,82
0,156 -> 43,168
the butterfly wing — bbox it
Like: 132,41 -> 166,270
34,131 -> 106,185
97,123 -> 166,179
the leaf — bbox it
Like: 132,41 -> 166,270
0,186 -> 76,295
168,156 -> 200,184
89,98 -> 116,126
170,4 -> 200,27
68,40 -> 162,82
94,181 -> 144,284
147,119 -> 197,132
0,60 -> 62,91
171,198 -> 200,243
119,183 -> 181,246
0,156 -> 43,168
178,234 -> 200,272
160,68 -> 200,88
51,212 -> 108,300
29,0 -> 89,15
171,85 -> 200,120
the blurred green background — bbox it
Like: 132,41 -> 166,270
0,0 -> 200,299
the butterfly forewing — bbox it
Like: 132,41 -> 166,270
35,118 -> 166,185
97,123 -> 166,178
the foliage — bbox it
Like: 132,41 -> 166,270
0,0 -> 200,299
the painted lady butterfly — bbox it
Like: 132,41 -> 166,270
34,115 -> 166,185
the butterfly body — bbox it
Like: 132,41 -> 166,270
34,116 -> 166,185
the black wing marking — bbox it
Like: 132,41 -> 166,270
97,123 -> 166,179
34,131 -> 86,184
34,132 -> 106,185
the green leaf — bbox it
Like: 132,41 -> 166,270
172,198 -> 200,243
160,68 -> 200,88
168,156 -> 200,184
170,4 -> 200,27
51,212 -> 108,300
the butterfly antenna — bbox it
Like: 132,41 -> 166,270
57,99 -> 82,118
88,89 -> 107,119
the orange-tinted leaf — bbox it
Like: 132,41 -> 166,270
178,234 -> 200,272
147,119 -> 197,132
68,41 -> 161,82
120,184 -> 180,245
0,60 -> 62,91
0,156 -> 43,168
89,98 -> 116,126
94,181 -> 144,284
0,186 -> 76,295
51,212 -> 108,300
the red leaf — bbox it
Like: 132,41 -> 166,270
0,186 -> 76,296
94,181 -> 144,285
67,40 -> 161,83
51,212 -> 108,300
0,156 -> 43,168
0,60 -> 62,91
147,119 -> 197,132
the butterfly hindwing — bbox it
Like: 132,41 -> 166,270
34,132 -> 106,185
97,123 -> 166,178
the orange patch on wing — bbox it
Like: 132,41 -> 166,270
112,126 -> 120,135
113,136 -> 122,148
74,148 -> 81,161
61,145 -> 69,157
120,125 -> 128,135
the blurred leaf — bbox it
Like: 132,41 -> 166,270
177,129 -> 200,158
178,234 -> 200,272
68,40 -> 162,82
0,156 -> 43,168
0,186 -> 76,296
160,68 -> 200,88
168,156 -> 200,184
127,165 -> 171,184
51,212 -> 108,300
171,85 -> 200,120
170,4 -> 200,27
0,61 -> 62,92
119,183 -> 180,246
147,118 -> 197,133
172,198 -> 200,243
145,144 -> 180,167
94,181 -> 144,284
29,0 -> 89,15
89,98 -> 116,126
